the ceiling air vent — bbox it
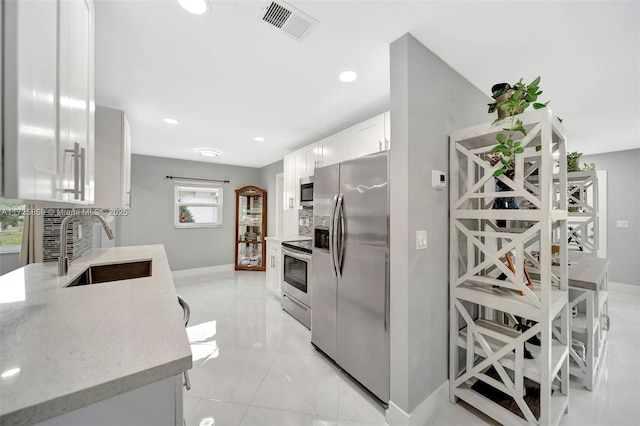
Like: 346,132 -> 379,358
260,1 -> 318,41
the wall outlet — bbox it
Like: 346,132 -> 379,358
305,218 -> 310,227
616,220 -> 629,228
299,218 -> 304,226
416,230 -> 427,250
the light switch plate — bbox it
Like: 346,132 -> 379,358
416,230 -> 427,250
616,220 -> 629,228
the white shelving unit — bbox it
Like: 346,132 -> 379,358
563,171 -> 598,254
449,108 -> 571,425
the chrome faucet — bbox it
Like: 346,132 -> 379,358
58,214 -> 115,276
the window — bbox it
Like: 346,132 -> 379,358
174,182 -> 223,228
0,203 -> 25,252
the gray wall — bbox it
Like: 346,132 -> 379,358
389,33 -> 489,413
118,154 -> 261,271
0,251 -> 20,275
582,149 -> 640,285
259,159 -> 283,238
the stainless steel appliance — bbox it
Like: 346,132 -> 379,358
300,177 -> 313,207
311,151 -> 390,402
281,240 -> 312,329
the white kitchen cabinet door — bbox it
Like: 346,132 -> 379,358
302,143 -> 320,177
58,0 -> 95,204
318,133 -> 346,167
94,106 -> 132,208
349,113 -> 385,158
265,241 -> 282,296
283,153 -> 295,210
283,149 -> 304,210
384,110 -> 391,150
2,0 -> 59,201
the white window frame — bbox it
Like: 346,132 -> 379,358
174,181 -> 223,228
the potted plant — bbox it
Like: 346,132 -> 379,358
488,76 -> 551,178
567,151 -> 583,172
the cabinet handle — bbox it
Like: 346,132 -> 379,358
289,197 -> 293,209
127,191 -> 131,208
385,138 -> 389,150
63,142 -> 81,199
80,147 -> 86,201
378,140 -> 382,151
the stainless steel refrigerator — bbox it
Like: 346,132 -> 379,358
311,151 -> 389,402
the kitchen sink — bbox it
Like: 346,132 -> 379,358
66,260 -> 152,287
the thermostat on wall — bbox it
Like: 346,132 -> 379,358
432,170 -> 447,189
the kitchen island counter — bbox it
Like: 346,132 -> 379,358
0,245 -> 192,426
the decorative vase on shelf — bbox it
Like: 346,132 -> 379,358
492,170 -> 519,228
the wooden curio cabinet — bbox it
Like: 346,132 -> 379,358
235,186 -> 267,271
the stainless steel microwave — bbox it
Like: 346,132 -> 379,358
300,177 -> 313,208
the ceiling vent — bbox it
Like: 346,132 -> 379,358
260,1 -> 318,41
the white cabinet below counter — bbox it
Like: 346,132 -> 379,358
266,239 -> 282,296
94,105 -> 132,208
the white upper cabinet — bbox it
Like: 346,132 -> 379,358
1,0 -> 95,203
302,143 -> 320,178
317,133 -> 343,168
349,113 -> 386,158
2,0 -> 59,201
94,106 -> 132,208
384,110 -> 391,150
283,150 -> 304,211
58,0 -> 95,204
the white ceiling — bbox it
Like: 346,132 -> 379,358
95,0 -> 640,168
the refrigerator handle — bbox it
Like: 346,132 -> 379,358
335,193 -> 345,278
329,194 -> 339,277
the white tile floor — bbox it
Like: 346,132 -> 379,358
175,271 -> 640,426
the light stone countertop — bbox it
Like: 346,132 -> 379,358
0,245 -> 192,426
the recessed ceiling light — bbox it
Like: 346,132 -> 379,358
177,0 -> 208,15
197,149 -> 219,157
339,71 -> 358,83
254,136 -> 265,142
163,118 -> 178,125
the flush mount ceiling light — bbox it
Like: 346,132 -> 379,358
163,118 -> 178,125
197,149 -> 219,157
177,0 -> 208,15
254,136 -> 265,142
339,70 -> 357,83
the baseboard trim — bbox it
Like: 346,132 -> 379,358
386,381 -> 449,426
171,264 -> 235,279
610,281 -> 640,294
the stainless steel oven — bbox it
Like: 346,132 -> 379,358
281,241 -> 312,329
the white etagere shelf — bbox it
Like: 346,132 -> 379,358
564,171 -> 598,254
449,108 -> 571,425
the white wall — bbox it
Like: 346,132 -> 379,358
582,149 -> 640,285
389,33 -> 490,414
0,251 -> 20,275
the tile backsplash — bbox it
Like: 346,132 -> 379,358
43,212 -> 94,262
298,208 -> 313,237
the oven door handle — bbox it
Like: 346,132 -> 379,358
282,248 -> 312,262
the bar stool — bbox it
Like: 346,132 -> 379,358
177,295 -> 191,390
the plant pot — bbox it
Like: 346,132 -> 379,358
495,91 -> 524,119
567,157 -> 580,172
492,170 -> 519,227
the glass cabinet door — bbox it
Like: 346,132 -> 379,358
235,186 -> 267,271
